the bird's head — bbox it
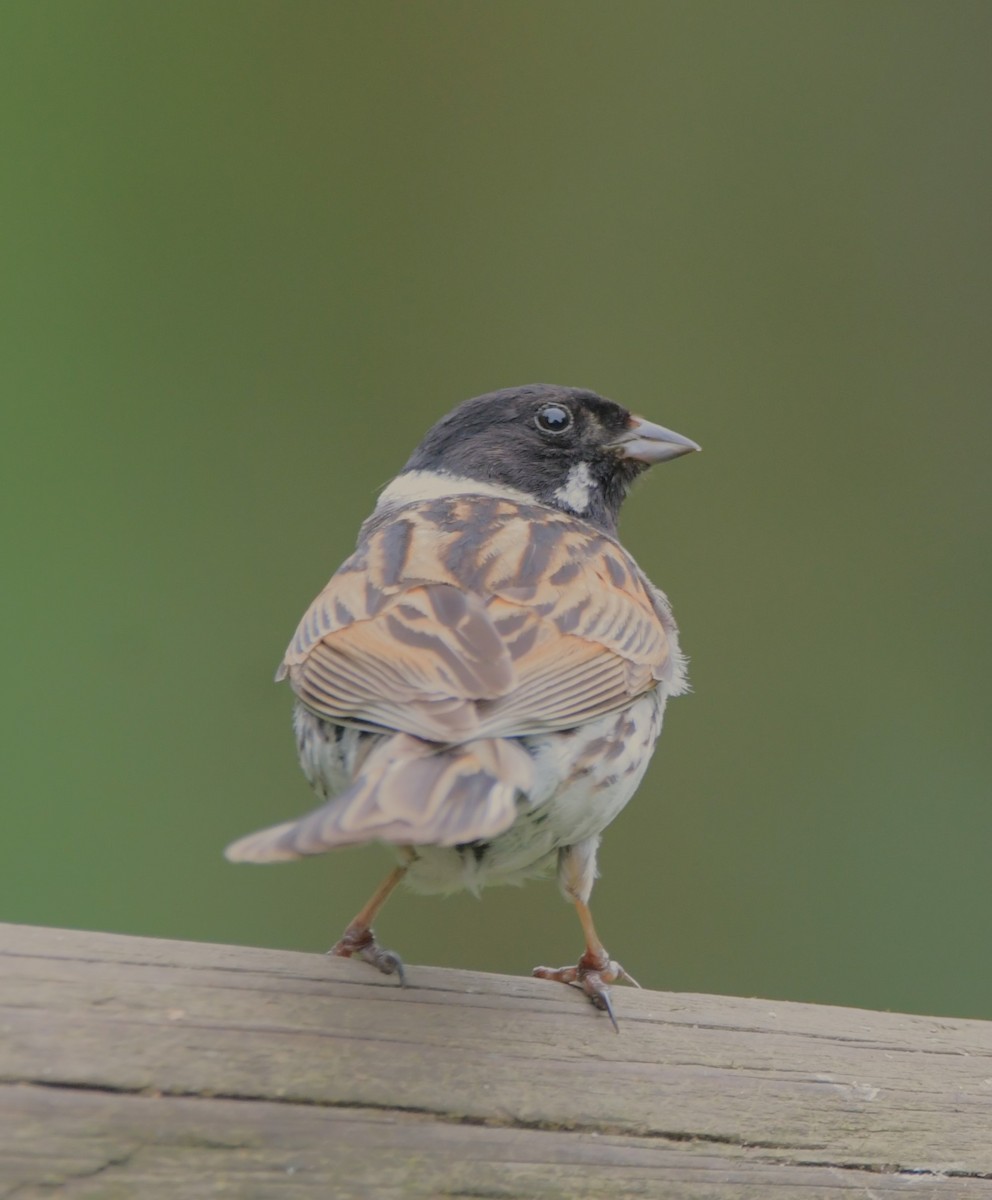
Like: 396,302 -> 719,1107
395,384 -> 700,533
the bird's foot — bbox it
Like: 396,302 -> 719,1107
329,926 -> 406,985
533,950 -> 639,1032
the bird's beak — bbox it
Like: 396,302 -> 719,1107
611,415 -> 701,464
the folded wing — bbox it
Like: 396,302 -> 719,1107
281,495 -> 680,742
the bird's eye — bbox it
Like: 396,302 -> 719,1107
535,404 -> 572,434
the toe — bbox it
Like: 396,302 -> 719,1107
370,948 -> 406,985
532,964 -> 579,984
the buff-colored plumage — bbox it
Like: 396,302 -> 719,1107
226,493 -> 684,862
282,495 -> 679,737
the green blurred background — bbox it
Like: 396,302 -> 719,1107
3,1 -> 990,1020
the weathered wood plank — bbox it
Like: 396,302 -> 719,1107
1,922 -> 990,1198
2,1084 -> 986,1200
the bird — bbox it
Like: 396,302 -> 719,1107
225,383 -> 699,1029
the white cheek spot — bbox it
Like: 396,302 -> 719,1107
553,462 -> 594,514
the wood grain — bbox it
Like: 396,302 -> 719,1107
2,922 -> 990,1197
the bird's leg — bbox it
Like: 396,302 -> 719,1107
330,863 -> 408,984
532,840 -> 639,1031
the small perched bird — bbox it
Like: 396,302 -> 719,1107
226,384 -> 699,1028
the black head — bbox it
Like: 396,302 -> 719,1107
401,384 -> 699,533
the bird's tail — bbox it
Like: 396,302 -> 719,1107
224,733 -> 535,863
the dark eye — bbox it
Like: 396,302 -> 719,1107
535,403 -> 572,434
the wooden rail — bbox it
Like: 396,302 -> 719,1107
1,922 -> 991,1197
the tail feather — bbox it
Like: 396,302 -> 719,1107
224,734 -> 534,863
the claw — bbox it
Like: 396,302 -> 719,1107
590,978 -> 620,1034
618,965 -> 642,989
533,952 -> 635,1031
356,943 -> 407,986
330,927 -> 405,986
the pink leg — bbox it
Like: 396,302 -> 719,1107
330,864 -> 407,984
532,841 -> 639,1031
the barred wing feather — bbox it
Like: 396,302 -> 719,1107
279,496 -> 678,742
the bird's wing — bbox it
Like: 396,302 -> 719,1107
280,495 -> 676,742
